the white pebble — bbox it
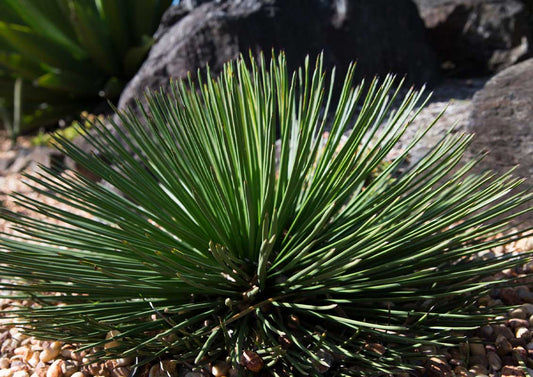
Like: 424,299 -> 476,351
0,358 -> 10,369
13,372 -> 29,377
211,361 -> 230,377
69,373 -> 84,377
0,369 -> 14,377
516,327 -> 530,341
46,360 -> 64,377
40,342 -> 61,363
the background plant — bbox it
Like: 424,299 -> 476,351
0,53 -> 531,376
0,0 -> 171,138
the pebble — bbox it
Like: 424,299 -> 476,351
46,360 -> 63,377
487,351 -> 502,371
469,338 -> 486,356
501,365 -> 525,377
516,327 -> 531,341
425,357 -> 453,377
0,358 -> 10,369
453,366 -> 474,377
13,372 -> 29,377
508,318 -> 529,328
494,325 -> 515,340
509,307 -> 527,319
39,342 -> 61,363
496,334 -> 513,356
468,364 -> 488,375
211,361 -> 229,377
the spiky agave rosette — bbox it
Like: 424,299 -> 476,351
0,53 -> 531,376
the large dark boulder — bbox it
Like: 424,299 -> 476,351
118,0 -> 440,111
414,0 -> 532,76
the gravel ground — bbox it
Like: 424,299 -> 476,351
0,78 -> 532,377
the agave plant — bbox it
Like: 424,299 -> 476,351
0,53 -> 531,376
0,0 -> 171,135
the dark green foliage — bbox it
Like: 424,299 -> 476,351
0,53 -> 531,376
0,0 -> 171,135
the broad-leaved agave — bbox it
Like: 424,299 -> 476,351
0,54 -> 531,376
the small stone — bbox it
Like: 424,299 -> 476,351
0,358 -> 10,369
516,327 -> 531,341
518,290 -> 533,304
240,350 -> 263,373
494,325 -> 514,339
69,373 -> 84,377
469,338 -> 486,356
496,334 -> 513,356
500,288 -> 522,305
479,325 -> 494,340
183,373 -> 203,377
522,303 -> 533,316
104,331 -> 120,350
0,369 -> 14,377
211,361 -> 229,377
510,337 -> 527,347
487,351 -> 502,371
469,355 -> 488,368
501,365 -> 525,377
60,360 -> 78,377
426,357 -> 453,377
39,342 -> 61,363
453,366 -> 474,377
13,372 -> 29,377
46,360 -> 64,377
113,358 -> 133,367
508,318 -> 529,328
529,314 -> 533,327
110,367 -> 129,377
509,307 -> 527,319
468,364 -> 488,375
513,346 -> 527,362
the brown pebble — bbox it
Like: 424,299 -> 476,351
487,351 -> 502,371
110,367 -> 129,377
494,325 -> 514,339
60,360 -> 78,377
509,307 -> 527,319
500,288 -> 522,305
468,364 -> 488,375
46,360 -> 64,377
453,366 -> 474,377
0,357 -> 10,369
469,355 -> 488,368
425,357 -> 453,377
496,334 -> 513,356
211,361 -> 229,377
508,318 -> 529,328
522,304 -> 533,316
479,324 -> 494,340
469,338 -> 486,356
501,365 -> 525,377
513,346 -> 527,362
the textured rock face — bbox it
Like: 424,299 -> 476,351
414,0 -> 532,76
118,0 -> 440,112
469,58 -> 533,228
469,58 -> 532,179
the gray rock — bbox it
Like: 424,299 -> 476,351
414,0 -> 532,76
118,0 -> 440,113
468,58 -> 533,228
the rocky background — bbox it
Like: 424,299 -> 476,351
1,1 -> 533,376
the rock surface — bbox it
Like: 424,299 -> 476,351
118,0 -> 440,112
414,0 -> 532,76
